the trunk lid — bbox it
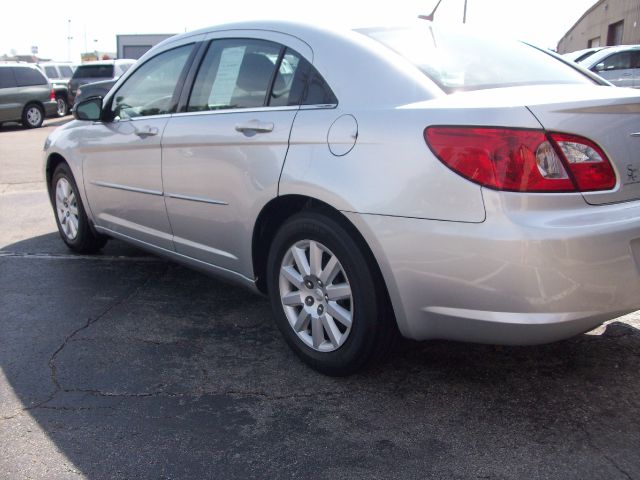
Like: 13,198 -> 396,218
524,85 -> 640,205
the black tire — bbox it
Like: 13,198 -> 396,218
267,211 -> 396,376
22,103 -> 44,128
50,163 -> 107,253
55,96 -> 68,117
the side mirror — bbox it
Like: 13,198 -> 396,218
594,63 -> 605,72
73,97 -> 103,121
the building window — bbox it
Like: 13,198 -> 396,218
588,37 -> 600,48
607,20 -> 624,46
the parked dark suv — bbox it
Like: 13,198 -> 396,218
0,64 -> 57,128
68,60 -> 135,106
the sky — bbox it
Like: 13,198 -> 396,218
1,0 -> 597,61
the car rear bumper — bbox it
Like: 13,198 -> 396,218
345,192 -> 640,345
44,100 -> 58,118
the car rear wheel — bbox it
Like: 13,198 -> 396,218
51,163 -> 107,253
56,96 -> 68,117
22,103 -> 44,128
267,212 -> 396,376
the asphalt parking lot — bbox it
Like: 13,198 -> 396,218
1,118 -> 640,480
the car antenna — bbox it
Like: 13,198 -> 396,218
418,0 -> 444,22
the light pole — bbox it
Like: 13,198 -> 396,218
463,0 -> 468,23
67,19 -> 73,61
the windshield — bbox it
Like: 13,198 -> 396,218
360,25 -> 595,94
73,65 -> 114,79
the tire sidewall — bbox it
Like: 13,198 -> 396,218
267,213 -> 381,375
51,164 -> 91,249
22,104 -> 44,128
56,96 -> 68,117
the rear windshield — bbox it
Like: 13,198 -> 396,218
360,25 -> 595,93
73,65 -> 114,79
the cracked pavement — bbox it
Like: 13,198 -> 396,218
2,119 -> 640,479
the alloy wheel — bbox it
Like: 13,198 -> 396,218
55,177 -> 79,240
26,106 -> 42,127
279,239 -> 353,352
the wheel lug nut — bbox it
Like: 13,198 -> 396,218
305,281 -> 313,289
305,296 -> 314,306
317,305 -> 324,315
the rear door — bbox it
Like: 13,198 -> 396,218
161,33 -> 312,276
526,85 -> 640,205
0,68 -> 20,122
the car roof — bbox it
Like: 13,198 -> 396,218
0,63 -> 42,69
579,44 -> 640,67
77,59 -> 134,67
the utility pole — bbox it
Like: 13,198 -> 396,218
463,0 -> 468,23
67,20 -> 73,61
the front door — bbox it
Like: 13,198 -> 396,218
81,43 -> 195,250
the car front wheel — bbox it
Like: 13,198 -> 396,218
267,212 -> 395,376
51,163 -> 107,253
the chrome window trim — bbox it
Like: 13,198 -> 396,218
170,103 -> 337,119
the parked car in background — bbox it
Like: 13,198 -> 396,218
0,63 -> 57,128
44,21 -> 640,375
73,79 -> 116,106
562,46 -> 608,63
579,45 -> 640,88
37,62 -> 76,116
68,59 -> 135,106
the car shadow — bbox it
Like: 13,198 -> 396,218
0,116 -> 71,132
2,232 -> 640,478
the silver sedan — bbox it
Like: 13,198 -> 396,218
43,20 -> 640,375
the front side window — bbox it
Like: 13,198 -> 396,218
0,68 -> 16,88
599,52 -> 631,71
110,44 -> 193,119
188,39 -> 281,111
14,67 -> 47,87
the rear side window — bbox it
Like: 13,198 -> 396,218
59,65 -> 73,77
14,67 -> 48,86
361,25 -> 595,93
44,66 -> 59,78
0,68 -> 16,88
188,39 -> 281,111
270,50 -> 337,107
73,65 -> 115,79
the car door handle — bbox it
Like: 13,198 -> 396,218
622,73 -> 632,77
235,120 -> 274,134
135,127 -> 159,138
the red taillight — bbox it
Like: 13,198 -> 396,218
49,89 -> 56,102
549,133 -> 616,191
424,127 -> 616,193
